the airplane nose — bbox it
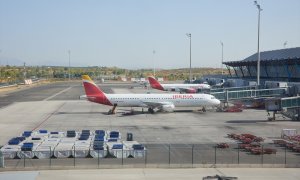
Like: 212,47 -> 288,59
214,99 -> 221,105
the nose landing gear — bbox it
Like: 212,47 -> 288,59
148,108 -> 154,114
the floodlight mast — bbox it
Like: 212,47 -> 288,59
68,50 -> 71,81
186,33 -> 192,82
284,41 -> 287,48
220,41 -> 224,76
254,1 -> 262,86
153,50 -> 156,77
0,50 -> 1,79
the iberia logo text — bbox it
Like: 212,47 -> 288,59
173,95 -> 194,99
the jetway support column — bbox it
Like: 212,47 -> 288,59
225,90 -> 229,108
0,151 -> 4,168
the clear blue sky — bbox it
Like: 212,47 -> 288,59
0,0 -> 299,69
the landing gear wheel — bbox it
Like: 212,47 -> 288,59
202,107 -> 206,112
148,108 -> 154,114
108,104 -> 117,115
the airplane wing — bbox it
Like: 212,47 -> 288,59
178,87 -> 197,93
141,101 -> 174,109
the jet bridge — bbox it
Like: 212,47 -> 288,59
210,86 -> 256,93
265,96 -> 300,121
211,88 -> 287,102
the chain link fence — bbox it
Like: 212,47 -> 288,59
1,143 -> 299,169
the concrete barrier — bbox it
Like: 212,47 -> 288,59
0,84 -> 17,89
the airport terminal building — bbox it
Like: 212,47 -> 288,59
223,47 -> 300,83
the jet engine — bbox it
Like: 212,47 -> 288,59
170,88 -> 177,92
186,88 -> 197,93
79,95 -> 87,100
160,104 -> 175,112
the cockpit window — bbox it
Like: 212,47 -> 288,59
211,97 -> 215,99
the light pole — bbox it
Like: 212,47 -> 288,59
152,50 -> 156,77
68,50 -> 71,81
23,62 -> 26,80
254,1 -> 262,86
186,33 -> 192,82
283,41 -> 287,48
220,41 -> 224,76
0,50 -> 2,80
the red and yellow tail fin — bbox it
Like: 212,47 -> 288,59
82,75 -> 93,82
81,75 -> 112,105
148,76 -> 164,91
82,75 -> 104,96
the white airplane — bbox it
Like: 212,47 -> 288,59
148,76 -> 210,93
82,75 -> 220,114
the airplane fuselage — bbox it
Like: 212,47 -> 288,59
161,84 -> 210,91
147,76 -> 210,93
89,93 -> 219,107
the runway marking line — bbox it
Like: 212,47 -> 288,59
43,86 -> 73,101
32,102 -> 66,131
